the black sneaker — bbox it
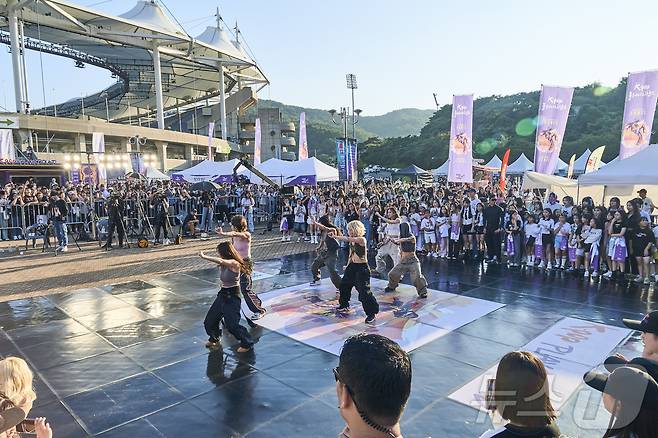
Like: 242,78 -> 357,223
418,291 -> 428,298
384,286 -> 395,293
365,315 -> 376,324
336,306 -> 350,313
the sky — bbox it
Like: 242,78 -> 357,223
2,0 -> 658,115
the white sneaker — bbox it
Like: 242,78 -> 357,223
539,261 -> 545,269
297,237 -> 301,243
164,239 -> 171,245
584,271 -> 590,278
281,236 -> 286,242
286,235 -> 291,241
602,271 -> 613,279
592,271 -> 599,278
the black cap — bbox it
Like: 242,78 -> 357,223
623,311 -> 658,334
0,407 -> 26,434
584,366 -> 658,408
603,356 -> 658,382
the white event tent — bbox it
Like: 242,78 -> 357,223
506,153 -> 534,175
241,157 -> 339,186
577,145 -> 658,203
522,171 -> 579,199
433,160 -> 450,177
485,155 -> 502,170
572,149 -> 592,175
170,159 -> 239,183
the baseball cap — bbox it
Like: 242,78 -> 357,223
637,188 -> 647,194
584,366 -> 658,408
603,356 -> 658,382
623,311 -> 658,334
0,407 -> 26,434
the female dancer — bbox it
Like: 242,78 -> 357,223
217,215 -> 266,320
199,241 -> 254,352
330,220 -> 380,324
310,215 -> 342,288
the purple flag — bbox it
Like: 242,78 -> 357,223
298,112 -> 308,160
347,138 -> 358,182
620,70 -> 658,160
448,95 -> 473,183
533,86 -> 574,174
254,118 -> 261,165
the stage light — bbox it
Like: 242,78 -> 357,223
73,163 -> 80,169
64,154 -> 71,161
63,162 -> 71,170
73,155 -> 81,162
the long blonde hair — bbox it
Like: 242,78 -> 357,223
0,357 -> 36,410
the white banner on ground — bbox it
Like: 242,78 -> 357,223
448,317 -> 631,412
0,129 -> 16,160
254,278 -> 504,356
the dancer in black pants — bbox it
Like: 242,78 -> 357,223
199,241 -> 254,353
217,215 -> 266,319
330,220 -> 379,324
483,197 -> 504,262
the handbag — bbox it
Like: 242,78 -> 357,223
613,240 -> 627,262
279,217 -> 288,232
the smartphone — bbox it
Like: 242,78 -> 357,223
485,378 -> 496,411
16,418 -> 36,433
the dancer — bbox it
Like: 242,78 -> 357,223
310,215 -> 342,288
217,215 -> 266,319
330,220 -> 380,324
373,207 -> 401,277
199,242 -> 254,353
385,221 -> 429,298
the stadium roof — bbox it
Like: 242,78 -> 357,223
0,0 -> 268,121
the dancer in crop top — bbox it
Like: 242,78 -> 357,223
330,220 -> 380,324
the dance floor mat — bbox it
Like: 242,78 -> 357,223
449,317 -> 631,413
255,278 -> 505,356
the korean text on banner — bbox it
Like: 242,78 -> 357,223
298,112 -> 308,160
254,118 -> 261,165
620,70 -> 658,160
336,138 -> 348,181
534,86 -> 574,174
448,95 -> 473,183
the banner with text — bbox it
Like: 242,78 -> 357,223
298,112 -> 308,160
254,118 -> 262,165
449,317 -> 630,413
336,138 -> 348,181
620,70 -> 658,160
448,95 -> 473,183
347,138 -> 358,182
534,86 -> 574,174
585,146 -> 605,173
92,132 -> 106,183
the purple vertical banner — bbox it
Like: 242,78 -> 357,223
71,170 -> 80,185
620,70 -> 658,160
448,94 -> 473,183
534,85 -> 574,174
254,118 -> 261,165
347,138 -> 358,182
336,138 -> 348,181
298,112 -> 308,160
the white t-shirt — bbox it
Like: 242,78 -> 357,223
385,222 -> 401,237
241,197 -> 254,212
421,217 -> 435,234
584,228 -> 603,244
294,205 -> 306,223
553,221 -> 571,237
469,197 -> 481,215
524,223 -> 540,239
410,212 -> 422,227
543,201 -> 562,213
538,218 -> 555,235
641,197 -> 654,214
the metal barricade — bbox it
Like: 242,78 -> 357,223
0,203 -> 23,241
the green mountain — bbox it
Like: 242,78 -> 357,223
252,100 -> 433,165
361,78 -> 655,169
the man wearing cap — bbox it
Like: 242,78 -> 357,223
637,188 -> 654,216
604,311 -> 658,382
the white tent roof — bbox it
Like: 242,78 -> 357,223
285,157 -> 339,185
572,149 -> 592,173
171,159 -> 239,183
433,160 -> 450,176
522,171 -> 579,199
485,155 -> 502,169
506,153 -> 534,174
555,158 -> 569,173
578,145 -> 658,186
146,166 -> 169,181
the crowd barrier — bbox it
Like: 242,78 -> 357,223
0,194 -> 281,242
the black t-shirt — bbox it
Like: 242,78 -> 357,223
484,205 -> 504,230
479,421 -> 561,438
611,221 -> 624,235
632,227 -> 655,253
50,199 -> 68,221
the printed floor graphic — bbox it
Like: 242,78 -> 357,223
449,317 -> 631,413
255,278 -> 505,356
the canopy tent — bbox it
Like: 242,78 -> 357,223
555,158 -> 569,175
433,160 -> 450,177
285,157 -> 339,185
485,155 -> 502,170
506,153 -> 534,175
394,164 -> 433,185
170,159 -> 239,183
145,167 -> 169,181
572,149 -> 592,175
521,171 -> 579,200
577,145 -> 658,203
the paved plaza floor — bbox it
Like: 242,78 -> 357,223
0,251 -> 654,437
